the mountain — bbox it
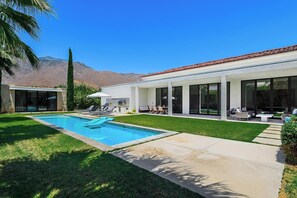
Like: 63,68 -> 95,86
3,57 -> 142,88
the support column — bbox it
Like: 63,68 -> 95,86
221,75 -> 227,120
135,86 -> 139,113
168,82 -> 173,116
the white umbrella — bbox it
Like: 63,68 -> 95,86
87,92 -> 111,98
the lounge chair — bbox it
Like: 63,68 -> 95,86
98,106 -> 116,115
79,105 -> 95,113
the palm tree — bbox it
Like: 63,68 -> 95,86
0,0 -> 53,112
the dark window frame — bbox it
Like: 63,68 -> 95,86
241,75 -> 297,115
15,90 -> 58,112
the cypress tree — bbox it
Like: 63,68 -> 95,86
67,48 -> 74,110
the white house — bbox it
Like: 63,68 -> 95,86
102,45 -> 297,120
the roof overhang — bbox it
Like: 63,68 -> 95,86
9,85 -> 63,92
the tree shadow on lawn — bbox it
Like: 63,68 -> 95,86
0,123 -> 58,145
0,150 -> 199,198
0,116 -> 30,123
113,150 -> 245,198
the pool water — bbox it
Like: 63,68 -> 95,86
35,115 -> 162,146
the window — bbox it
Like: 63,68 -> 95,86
190,83 -> 226,115
173,86 -> 182,113
190,85 -> 199,114
15,91 -> 27,112
273,78 -> 289,113
290,77 -> 297,111
241,76 -> 297,115
27,91 -> 37,112
15,90 -> 58,112
156,87 -> 183,113
241,81 -> 256,112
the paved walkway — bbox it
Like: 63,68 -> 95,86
113,133 -> 285,198
253,125 -> 282,146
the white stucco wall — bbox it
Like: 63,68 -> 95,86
182,85 -> 190,114
101,84 -> 132,105
139,88 -> 148,106
147,88 -> 156,107
229,79 -> 241,108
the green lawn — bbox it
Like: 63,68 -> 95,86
280,165 -> 297,198
0,114 -> 199,198
114,114 -> 269,142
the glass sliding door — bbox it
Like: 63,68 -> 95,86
15,91 -> 27,112
173,86 -> 182,113
273,78 -> 289,113
156,87 -> 182,113
256,79 -> 271,114
38,92 -> 48,111
208,84 -> 219,115
290,77 -> 297,111
190,85 -> 199,114
241,81 -> 256,112
156,88 -> 168,107
199,85 -> 208,114
27,91 -> 37,112
242,76 -> 297,116
15,90 -> 58,112
48,92 -> 58,111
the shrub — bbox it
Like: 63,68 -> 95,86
281,115 -> 297,164
73,83 -> 101,110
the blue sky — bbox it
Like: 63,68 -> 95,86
23,0 -> 297,74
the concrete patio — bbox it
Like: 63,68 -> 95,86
113,133 -> 285,198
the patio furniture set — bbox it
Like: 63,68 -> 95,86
139,106 -> 168,114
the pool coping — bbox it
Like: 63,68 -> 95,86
28,114 -> 178,151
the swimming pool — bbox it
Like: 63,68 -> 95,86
34,115 -> 164,147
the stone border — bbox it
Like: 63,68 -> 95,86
28,114 -> 178,151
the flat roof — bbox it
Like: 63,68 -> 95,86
9,85 -> 63,92
143,44 -> 297,78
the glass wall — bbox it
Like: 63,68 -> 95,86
241,81 -> 256,112
27,91 -> 37,112
189,85 -> 199,114
156,88 -> 168,107
241,76 -> 297,115
209,84 -> 219,115
199,85 -> 208,114
290,77 -> 297,110
190,83 -> 229,115
156,86 -> 183,113
15,90 -> 58,112
172,86 -> 182,113
273,78 -> 289,113
256,79 -> 271,113
15,91 -> 27,112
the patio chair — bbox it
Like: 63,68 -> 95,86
78,105 -> 95,113
281,109 -> 297,123
158,106 -> 165,114
152,106 -> 159,114
98,106 -> 116,115
235,112 -> 251,121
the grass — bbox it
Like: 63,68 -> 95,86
280,165 -> 297,198
114,114 -> 269,142
0,114 -> 199,197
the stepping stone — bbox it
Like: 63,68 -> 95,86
258,133 -> 280,140
263,130 -> 281,135
253,137 -> 281,146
